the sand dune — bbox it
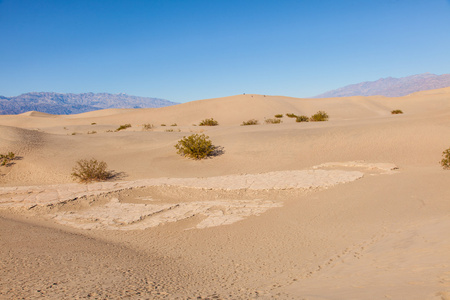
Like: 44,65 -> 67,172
1,89 -> 449,299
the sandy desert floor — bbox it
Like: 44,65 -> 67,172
1,89 -> 450,299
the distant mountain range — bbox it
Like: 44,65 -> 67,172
0,92 -> 178,115
314,73 -> 450,98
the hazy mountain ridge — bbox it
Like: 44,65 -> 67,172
0,92 -> 178,115
314,73 -> 450,98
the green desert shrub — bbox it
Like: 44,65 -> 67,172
391,109 -> 403,114
274,114 -> 283,118
116,123 -> 131,131
199,118 -> 219,126
286,113 -> 298,118
440,147 -> 450,170
175,134 -> 216,160
142,123 -> 154,130
0,152 -> 15,166
310,111 -> 329,122
241,119 -> 259,126
296,115 -> 309,122
71,158 -> 112,183
265,118 -> 282,124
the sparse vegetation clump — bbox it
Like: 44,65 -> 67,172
87,131 -> 97,134
286,113 -> 298,118
116,124 -> 131,131
1,152 -> 16,166
171,123 -> 177,126
165,129 -> 174,132
199,118 -> 219,126
391,109 -> 403,114
241,119 -> 259,126
265,118 -> 282,124
274,114 -> 283,118
310,111 -> 329,122
142,123 -> 154,131
91,122 -> 97,125
71,158 -> 112,183
296,115 -> 310,122
175,134 -> 216,160
440,147 -> 450,170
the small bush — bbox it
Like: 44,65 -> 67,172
1,152 -> 16,166
310,111 -> 329,122
241,119 -> 259,126
171,123 -> 177,126
296,115 -> 309,122
165,129 -> 174,132
91,122 -> 97,125
142,123 -> 154,130
71,158 -> 112,183
199,118 -> 219,126
274,114 -> 283,118
161,124 -> 166,126
286,113 -> 298,118
265,118 -> 282,124
87,131 -> 97,134
116,124 -> 131,131
391,109 -> 403,114
175,134 -> 216,160
441,147 -> 450,170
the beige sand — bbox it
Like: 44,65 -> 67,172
1,89 -> 450,299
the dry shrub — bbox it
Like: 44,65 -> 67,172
116,124 -> 131,131
142,123 -> 154,130
295,115 -> 309,122
441,147 -> 450,169
274,114 -> 283,118
175,134 -> 215,160
310,111 -> 329,122
71,158 -> 112,183
199,118 -> 219,126
1,152 -> 15,166
391,109 -> 403,114
265,118 -> 282,124
286,113 -> 298,118
241,119 -> 259,126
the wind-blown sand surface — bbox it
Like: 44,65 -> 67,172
1,89 -> 450,299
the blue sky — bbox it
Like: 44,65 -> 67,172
1,0 -> 449,102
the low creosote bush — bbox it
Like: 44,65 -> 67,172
1,152 -> 16,166
116,124 -> 131,131
175,134 -> 215,160
274,114 -> 283,118
265,118 -> 282,124
241,119 -> 259,126
296,115 -> 309,122
286,113 -> 298,118
71,158 -> 112,183
391,109 -> 403,114
142,123 -> 154,130
310,111 -> 329,122
199,118 -> 219,126
441,147 -> 450,170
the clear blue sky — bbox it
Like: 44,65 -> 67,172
1,0 -> 449,102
